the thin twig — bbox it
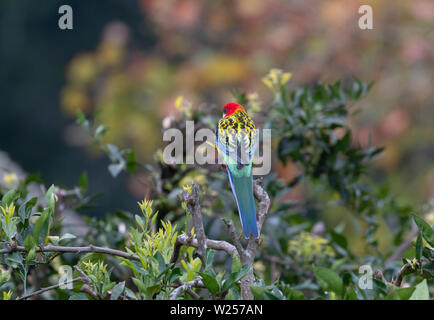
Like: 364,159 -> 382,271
19,277 -> 83,300
376,261 -> 431,289
74,265 -> 88,280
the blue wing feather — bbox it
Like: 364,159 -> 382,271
227,165 -> 258,238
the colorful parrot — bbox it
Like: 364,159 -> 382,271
215,102 -> 258,238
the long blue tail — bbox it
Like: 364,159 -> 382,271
227,167 -> 258,238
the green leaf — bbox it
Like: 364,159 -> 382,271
409,279 -> 429,300
1,189 -> 20,207
225,289 -> 236,300
205,248 -> 215,269
69,292 -> 89,300
135,215 -> 145,230
422,247 -> 434,260
313,265 -> 344,298
169,268 -> 182,284
127,151 -> 138,174
5,252 -> 23,268
26,247 -> 36,262
18,197 -> 37,223
201,268 -> 216,279
415,231 -> 423,266
124,287 -> 137,300
146,284 -> 161,298
344,287 -> 358,300
231,255 -> 242,274
250,285 -> 265,300
421,261 -> 434,278
412,215 -> 434,247
78,172 -> 88,190
264,288 -> 281,300
199,272 -> 219,297
60,233 -> 76,241
45,184 -> 58,214
329,229 -> 347,249
110,281 -> 125,300
75,110 -> 87,127
24,234 -> 35,251
221,264 -> 250,293
285,288 -> 305,300
154,251 -> 166,274
33,210 -> 50,244
132,277 -> 146,293
386,287 -> 415,300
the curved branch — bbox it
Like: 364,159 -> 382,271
176,233 -> 237,257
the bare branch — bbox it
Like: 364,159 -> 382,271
181,184 -> 207,264
169,277 -> 203,300
74,265 -> 89,280
176,233 -> 237,257
0,244 -> 140,262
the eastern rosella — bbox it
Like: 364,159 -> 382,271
215,102 -> 258,238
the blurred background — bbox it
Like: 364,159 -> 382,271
0,0 -> 433,221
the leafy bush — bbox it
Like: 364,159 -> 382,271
0,70 -> 432,300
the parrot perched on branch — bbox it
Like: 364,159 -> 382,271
215,102 -> 258,238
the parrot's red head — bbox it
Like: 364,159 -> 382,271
222,102 -> 245,118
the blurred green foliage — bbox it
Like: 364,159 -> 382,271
60,0 -> 434,206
